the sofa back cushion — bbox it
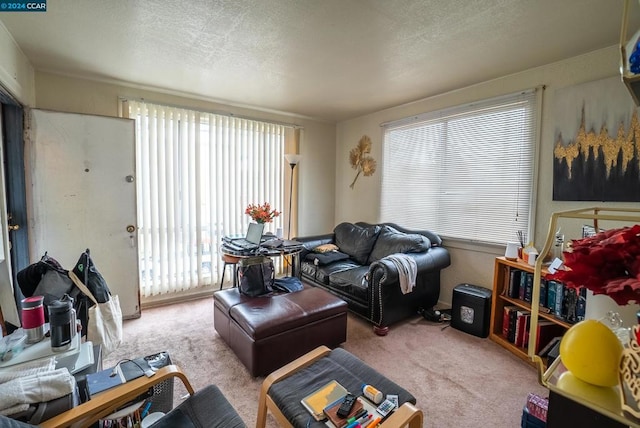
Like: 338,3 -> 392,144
367,225 -> 431,263
334,222 -> 381,265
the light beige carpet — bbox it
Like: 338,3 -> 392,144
104,295 -> 548,427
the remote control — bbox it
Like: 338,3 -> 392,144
386,394 -> 399,409
337,394 -> 357,418
376,399 -> 396,417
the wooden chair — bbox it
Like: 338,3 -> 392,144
1,365 -> 245,428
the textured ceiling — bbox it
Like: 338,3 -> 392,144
1,0 -> 638,122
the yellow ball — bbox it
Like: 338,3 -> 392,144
560,319 -> 623,387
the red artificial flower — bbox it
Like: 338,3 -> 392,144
549,225 -> 640,305
245,202 -> 280,224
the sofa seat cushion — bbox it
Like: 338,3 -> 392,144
368,225 -> 432,263
301,259 -> 360,285
328,266 -> 369,302
305,250 -> 350,266
334,222 -> 381,265
300,262 -> 319,281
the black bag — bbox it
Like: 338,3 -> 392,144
17,252 -> 75,323
17,252 -> 67,299
238,256 -> 274,297
72,248 -> 111,303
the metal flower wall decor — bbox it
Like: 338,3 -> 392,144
349,135 -> 377,189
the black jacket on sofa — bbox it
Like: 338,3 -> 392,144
295,222 -> 450,333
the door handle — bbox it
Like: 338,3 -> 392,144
126,225 -> 137,248
8,213 -> 19,231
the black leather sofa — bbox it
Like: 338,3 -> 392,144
295,222 -> 451,335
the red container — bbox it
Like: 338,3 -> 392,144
22,295 -> 45,343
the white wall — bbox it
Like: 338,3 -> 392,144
0,22 -> 34,105
32,72 -> 337,238
336,45 -> 640,307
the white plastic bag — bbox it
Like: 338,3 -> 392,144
69,271 -> 122,355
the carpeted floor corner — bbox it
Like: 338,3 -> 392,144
104,295 -> 548,427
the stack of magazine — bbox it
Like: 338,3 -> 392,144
301,380 -> 378,427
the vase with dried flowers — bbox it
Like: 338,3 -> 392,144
349,135 -> 377,189
245,202 -> 280,224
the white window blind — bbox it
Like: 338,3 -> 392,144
381,89 -> 539,245
124,100 -> 286,297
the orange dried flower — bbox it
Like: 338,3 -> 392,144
245,202 -> 280,223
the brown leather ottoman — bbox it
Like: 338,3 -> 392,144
213,284 -> 348,377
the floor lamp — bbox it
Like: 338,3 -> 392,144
284,154 -> 301,239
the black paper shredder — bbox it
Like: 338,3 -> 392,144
451,283 -> 492,338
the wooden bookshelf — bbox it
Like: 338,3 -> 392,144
489,257 -> 569,368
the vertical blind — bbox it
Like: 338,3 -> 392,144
380,89 -> 540,245
124,100 -> 285,297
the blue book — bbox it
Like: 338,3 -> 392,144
524,273 -> 533,303
547,280 -> 557,312
554,282 -> 564,317
539,279 -> 547,308
519,271 -> 527,300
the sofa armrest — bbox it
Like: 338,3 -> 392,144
370,247 -> 451,285
367,247 -> 450,328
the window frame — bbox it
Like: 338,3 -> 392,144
380,88 -> 542,246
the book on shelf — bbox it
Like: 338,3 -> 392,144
538,279 -> 547,308
502,265 -> 511,295
523,272 -> 534,303
300,380 -> 349,421
502,305 -> 519,340
514,310 -> 531,348
518,271 -> 527,300
553,281 -> 564,318
538,335 -> 562,359
508,307 -> 518,343
546,280 -> 557,313
508,269 -> 522,298
534,321 -> 565,354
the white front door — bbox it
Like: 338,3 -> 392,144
0,106 -> 19,327
26,109 -> 140,318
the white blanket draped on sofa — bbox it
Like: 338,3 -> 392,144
384,254 -> 417,294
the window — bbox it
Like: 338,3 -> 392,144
380,89 -> 540,245
123,100 -> 291,298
